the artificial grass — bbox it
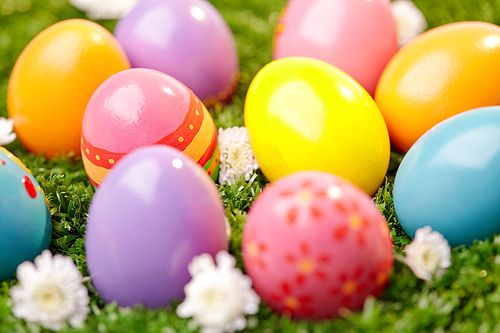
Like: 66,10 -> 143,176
1,0 -> 500,332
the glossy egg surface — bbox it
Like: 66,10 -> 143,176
244,57 -> 390,195
394,106 -> 500,247
376,21 -> 500,153
273,0 -> 398,95
0,147 -> 51,281
7,19 -> 130,158
242,171 -> 393,319
85,145 -> 228,308
114,0 -> 239,107
81,68 -> 219,187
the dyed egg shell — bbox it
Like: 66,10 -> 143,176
0,147 -> 51,281
394,106 -> 500,247
244,57 -> 390,196
81,68 -> 219,187
375,21 -> 500,153
85,145 -> 228,308
114,0 -> 239,107
273,0 -> 398,96
7,19 -> 130,158
242,171 -> 393,319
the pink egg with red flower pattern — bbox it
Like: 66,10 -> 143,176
242,171 -> 393,319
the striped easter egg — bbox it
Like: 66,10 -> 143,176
81,68 -> 219,187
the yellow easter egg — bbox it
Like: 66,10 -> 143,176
244,57 -> 390,195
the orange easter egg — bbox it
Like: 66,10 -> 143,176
7,19 -> 130,158
375,21 -> 500,153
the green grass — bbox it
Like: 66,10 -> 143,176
1,0 -> 500,331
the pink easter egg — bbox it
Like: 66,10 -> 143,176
81,68 -> 219,187
273,0 -> 398,96
242,171 -> 393,319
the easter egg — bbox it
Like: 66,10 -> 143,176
273,0 -> 398,96
393,106 -> 500,247
0,147 -> 51,281
242,171 -> 393,319
85,145 -> 228,308
7,19 -> 131,158
114,0 -> 239,107
244,57 -> 390,196
81,68 -> 219,187
375,21 -> 500,153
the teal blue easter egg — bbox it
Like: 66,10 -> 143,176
394,106 -> 500,247
0,147 -> 51,280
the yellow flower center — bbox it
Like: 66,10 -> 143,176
203,289 -> 225,309
420,245 -> 440,272
33,284 -> 65,313
226,144 -> 249,174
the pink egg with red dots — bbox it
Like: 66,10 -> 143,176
242,171 -> 393,319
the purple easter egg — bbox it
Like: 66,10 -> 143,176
85,145 -> 228,308
114,0 -> 239,107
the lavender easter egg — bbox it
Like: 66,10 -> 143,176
81,68 -> 219,187
85,145 -> 228,308
114,0 -> 239,107
242,171 -> 393,319
0,147 -> 51,281
273,0 -> 398,96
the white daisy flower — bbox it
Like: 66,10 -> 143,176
9,250 -> 90,331
218,127 -> 259,185
404,226 -> 451,281
69,0 -> 140,20
177,251 -> 260,333
391,0 -> 427,47
0,117 -> 16,146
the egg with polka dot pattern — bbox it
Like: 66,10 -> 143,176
242,171 -> 393,319
81,68 -> 219,187
0,147 -> 51,281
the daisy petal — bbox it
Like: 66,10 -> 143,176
9,251 -> 90,330
69,0 -> 140,20
218,126 -> 259,185
391,0 -> 427,46
178,251 -> 260,332
404,226 -> 451,281
188,253 -> 216,277
0,117 -> 16,146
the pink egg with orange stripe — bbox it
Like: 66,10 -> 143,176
81,68 -> 219,186
242,171 -> 393,319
